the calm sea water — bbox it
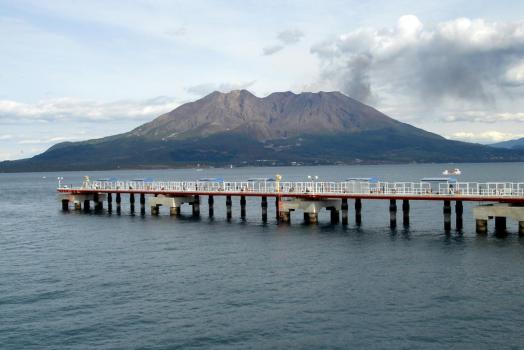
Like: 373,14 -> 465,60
1,163 -> 524,349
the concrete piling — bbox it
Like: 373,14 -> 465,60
519,221 -> 524,236
304,212 -> 318,224
355,199 -> 362,225
61,199 -> 69,211
455,201 -> 464,231
389,199 -> 397,229
130,193 -> 135,213
192,195 -> 200,217
170,206 -> 180,216
329,208 -> 340,224
208,195 -> 214,217
261,196 -> 268,222
275,197 -> 281,222
341,198 -> 349,225
476,219 -> 488,234
402,200 -> 410,227
443,200 -> 451,232
107,193 -> 113,212
226,195 -> 232,220
83,200 -> 90,212
280,210 -> 291,223
495,216 -> 506,233
151,205 -> 160,216
140,193 -> 146,215
240,196 -> 246,220
116,193 -> 121,214
94,193 -> 103,211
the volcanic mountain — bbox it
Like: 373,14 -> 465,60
1,90 -> 523,172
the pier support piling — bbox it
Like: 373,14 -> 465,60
279,210 -> 291,223
170,206 -> 180,216
341,198 -> 349,226
304,212 -> 318,224
192,195 -> 200,217
476,219 -> 488,234
261,196 -> 268,222
455,201 -> 464,231
140,194 -> 146,215
443,200 -> 451,232
151,205 -> 160,216
226,196 -> 232,220
94,193 -> 103,211
389,199 -> 397,229
61,199 -> 69,211
116,193 -> 121,214
208,196 -> 214,218
329,207 -> 340,224
519,221 -> 524,236
275,197 -> 281,222
402,200 -> 410,227
107,193 -> 113,212
130,193 -> 135,213
495,216 -> 506,233
240,196 -> 246,220
83,200 -> 90,212
355,199 -> 362,225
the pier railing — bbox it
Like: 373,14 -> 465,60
58,180 -> 524,198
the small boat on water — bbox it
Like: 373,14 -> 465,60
442,168 -> 461,176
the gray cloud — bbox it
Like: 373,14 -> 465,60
262,45 -> 285,55
277,29 -> 304,45
263,29 -> 304,56
311,16 -> 524,105
186,81 -> 256,96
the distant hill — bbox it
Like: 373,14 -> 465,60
1,90 -> 523,172
490,137 -> 524,150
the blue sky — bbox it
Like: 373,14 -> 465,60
1,0 -> 524,160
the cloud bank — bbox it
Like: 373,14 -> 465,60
311,16 -> 524,104
0,96 -> 179,123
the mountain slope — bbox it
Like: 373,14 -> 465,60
491,137 -> 524,150
1,90 -> 523,172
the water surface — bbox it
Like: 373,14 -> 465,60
1,163 -> 524,349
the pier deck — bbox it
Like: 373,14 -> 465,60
58,179 -> 524,234
58,180 -> 524,202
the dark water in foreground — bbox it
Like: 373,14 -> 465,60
1,163 -> 524,349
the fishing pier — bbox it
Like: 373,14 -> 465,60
58,177 -> 524,235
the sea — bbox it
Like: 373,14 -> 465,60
1,163 -> 523,349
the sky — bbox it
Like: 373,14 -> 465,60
1,0 -> 524,160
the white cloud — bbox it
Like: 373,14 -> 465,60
442,111 -> 524,123
17,136 -> 84,145
0,96 -> 179,123
447,131 -> 524,143
0,134 -> 13,140
186,81 -> 256,96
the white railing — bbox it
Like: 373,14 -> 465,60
58,180 -> 524,198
